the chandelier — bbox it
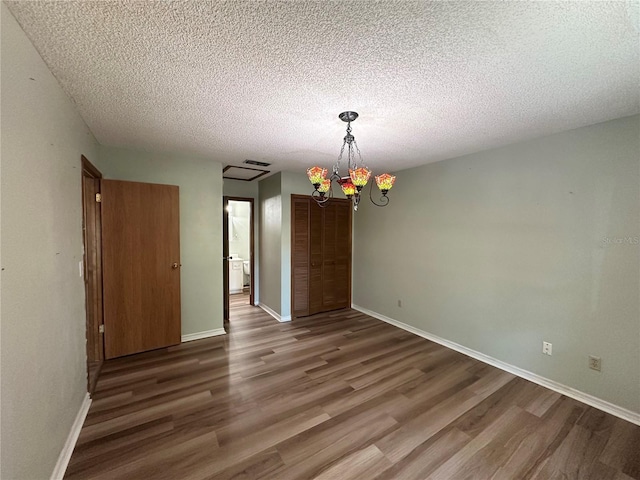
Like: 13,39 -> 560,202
307,111 -> 396,211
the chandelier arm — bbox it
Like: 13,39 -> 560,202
311,188 -> 332,205
368,178 -> 390,207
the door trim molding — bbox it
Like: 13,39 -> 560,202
224,196 -> 256,307
80,155 -> 104,395
50,393 -> 91,480
352,304 -> 640,427
181,329 -> 226,343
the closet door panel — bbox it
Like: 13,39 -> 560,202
322,203 -> 338,309
291,195 -> 352,318
309,200 -> 324,315
292,197 -> 310,317
334,201 -> 351,308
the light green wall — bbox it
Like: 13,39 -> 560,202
280,171 -> 343,318
223,178 -> 259,198
96,146 -> 223,336
353,115 -> 640,413
1,4 -> 99,478
257,170 -> 350,318
258,173 -> 283,313
224,179 -> 259,303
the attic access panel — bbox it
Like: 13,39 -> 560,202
223,165 -> 270,181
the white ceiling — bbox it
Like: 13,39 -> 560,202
6,1 -> 640,175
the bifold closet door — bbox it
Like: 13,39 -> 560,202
291,195 -> 352,318
292,197 -> 310,317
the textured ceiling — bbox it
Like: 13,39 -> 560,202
6,1 -> 640,174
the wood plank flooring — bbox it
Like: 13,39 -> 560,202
66,295 -> 640,479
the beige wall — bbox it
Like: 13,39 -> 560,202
96,146 -> 223,336
1,4 -> 99,478
353,115 -> 640,414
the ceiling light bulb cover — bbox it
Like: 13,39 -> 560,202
375,173 -> 396,194
309,111 -> 395,209
318,178 -> 331,193
349,168 -> 371,188
307,166 -> 328,187
341,181 -> 356,197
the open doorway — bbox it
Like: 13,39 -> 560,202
223,196 -> 255,325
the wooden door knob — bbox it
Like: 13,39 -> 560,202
172,263 -> 180,269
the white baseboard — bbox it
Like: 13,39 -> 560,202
50,392 -> 91,480
351,304 -> 640,426
181,328 -> 226,343
257,303 -> 291,322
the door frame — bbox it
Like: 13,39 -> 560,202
223,196 -> 255,324
81,155 -> 104,395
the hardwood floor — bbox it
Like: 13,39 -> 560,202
66,299 -> 640,479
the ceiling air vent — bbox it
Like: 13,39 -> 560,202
244,159 -> 271,167
223,165 -> 270,181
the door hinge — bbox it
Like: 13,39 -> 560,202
95,193 -> 102,203
99,324 -> 105,334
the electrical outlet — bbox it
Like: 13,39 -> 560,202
397,299 -> 402,308
589,355 -> 602,372
542,341 -> 552,356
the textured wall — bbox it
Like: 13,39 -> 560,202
353,115 -> 640,413
0,4 -> 98,478
96,146 -> 223,336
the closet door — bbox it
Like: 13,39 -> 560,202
334,200 -> 352,308
291,195 -> 352,318
322,203 -> 338,309
309,200 -> 324,315
292,197 -> 310,317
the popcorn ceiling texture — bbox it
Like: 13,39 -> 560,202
6,1 -> 639,173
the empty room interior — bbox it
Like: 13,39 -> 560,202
2,1 -> 639,479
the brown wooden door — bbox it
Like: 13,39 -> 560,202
291,195 -> 352,318
309,200 -> 324,315
101,180 -> 181,359
322,203 -> 338,309
292,197 -> 310,317
333,200 -> 352,309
